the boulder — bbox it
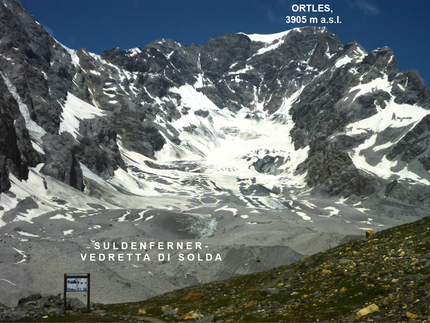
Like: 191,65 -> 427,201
162,305 -> 177,316
17,293 -> 42,307
406,312 -> 419,319
161,305 -> 182,321
261,288 -> 279,297
196,315 -> 216,323
68,298 -> 86,310
2,308 -> 29,321
366,230 -> 376,239
356,304 -> 379,319
36,295 -> 63,308
48,308 -> 63,317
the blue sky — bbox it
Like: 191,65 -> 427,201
21,0 -> 430,86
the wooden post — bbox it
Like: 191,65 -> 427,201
87,273 -> 90,313
63,274 -> 67,315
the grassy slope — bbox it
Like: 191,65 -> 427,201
101,215 -> 430,322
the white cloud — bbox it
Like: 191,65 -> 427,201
43,25 -> 55,37
349,0 -> 380,16
264,0 -> 292,24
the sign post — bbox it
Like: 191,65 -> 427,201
64,273 -> 90,314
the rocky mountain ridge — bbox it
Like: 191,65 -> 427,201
0,0 -> 429,202
0,0 -> 429,307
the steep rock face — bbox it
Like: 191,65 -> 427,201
100,27 -> 343,116
290,45 -> 394,150
387,114 -> 430,168
0,69 -> 41,192
0,0 -> 75,134
0,83 -> 20,192
0,109 -> 17,192
101,39 -> 200,93
381,114 -> 430,206
0,0 -> 125,186
76,48 -> 168,159
289,42 -> 430,198
40,132 -> 84,191
296,134 -> 379,197
75,116 -> 125,179
392,69 -> 430,107
191,28 -> 344,114
383,178 -> 430,206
